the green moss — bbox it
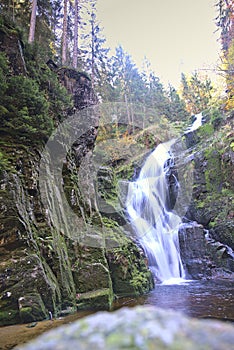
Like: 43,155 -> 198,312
187,116 -> 233,250
195,200 -> 205,209
130,269 -> 153,295
0,309 -> 19,326
107,242 -> 153,297
77,288 -> 113,310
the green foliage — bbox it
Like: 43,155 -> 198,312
196,123 -> 214,139
180,72 -> 213,114
0,30 -> 72,142
0,72 -> 53,140
0,150 -> 9,174
0,52 -> 9,99
209,107 -> 224,129
167,84 -> 189,122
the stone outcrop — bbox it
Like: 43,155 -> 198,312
177,115 -> 234,278
179,223 -> 234,279
16,306 -> 234,350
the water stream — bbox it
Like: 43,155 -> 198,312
114,279 -> 234,321
126,113 -> 207,283
126,139 -> 185,283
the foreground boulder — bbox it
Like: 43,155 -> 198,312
16,306 -> 234,350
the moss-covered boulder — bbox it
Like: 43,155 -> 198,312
16,306 -> 234,350
107,242 -> 154,297
18,292 -> 48,323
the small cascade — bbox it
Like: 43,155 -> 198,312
185,113 -> 203,133
126,140 -> 185,283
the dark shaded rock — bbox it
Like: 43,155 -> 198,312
57,67 -> 97,110
18,293 -> 47,323
0,23 -> 27,75
179,223 -> 212,279
182,117 -> 234,261
179,223 -> 234,279
184,129 -> 200,148
210,223 -> 234,252
16,306 -> 234,350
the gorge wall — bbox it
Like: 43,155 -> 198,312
0,26 -> 153,326
178,117 -> 234,279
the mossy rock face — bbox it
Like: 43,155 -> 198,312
210,222 -> 234,252
0,23 -> 154,326
181,117 -> 234,277
76,288 -> 113,310
0,26 -> 26,75
73,261 -> 111,292
107,242 -> 154,297
0,309 -> 19,326
18,292 -> 48,323
0,252 -> 62,324
69,243 -> 113,310
185,124 -> 234,251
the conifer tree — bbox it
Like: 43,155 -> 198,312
62,0 -> 68,65
216,0 -> 234,110
72,0 -> 79,68
28,0 -> 37,43
180,72 -> 213,114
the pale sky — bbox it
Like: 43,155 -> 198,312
96,0 -> 220,87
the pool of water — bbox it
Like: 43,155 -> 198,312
1,279 -> 233,349
114,279 -> 234,321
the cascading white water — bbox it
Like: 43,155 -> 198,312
126,139 -> 186,283
186,113 -> 203,132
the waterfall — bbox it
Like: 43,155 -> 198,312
185,113 -> 203,133
126,139 -> 185,283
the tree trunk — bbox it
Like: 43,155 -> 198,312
91,12 -> 95,84
28,0 -> 37,44
72,0 -> 79,68
62,0 -> 68,65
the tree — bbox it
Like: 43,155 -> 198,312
216,0 -> 234,53
216,0 -> 234,111
62,0 -> 68,65
72,0 -> 79,68
180,72 -> 213,114
167,84 -> 188,122
80,3 -> 109,85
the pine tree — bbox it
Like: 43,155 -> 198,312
62,0 -> 68,65
180,72 -> 213,114
28,0 -> 37,43
216,0 -> 234,111
80,3 -> 109,85
72,0 -> 79,68
167,84 -> 188,122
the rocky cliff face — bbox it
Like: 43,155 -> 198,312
0,29 -> 153,326
177,116 -> 234,279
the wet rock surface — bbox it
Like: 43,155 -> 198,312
179,223 -> 234,279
